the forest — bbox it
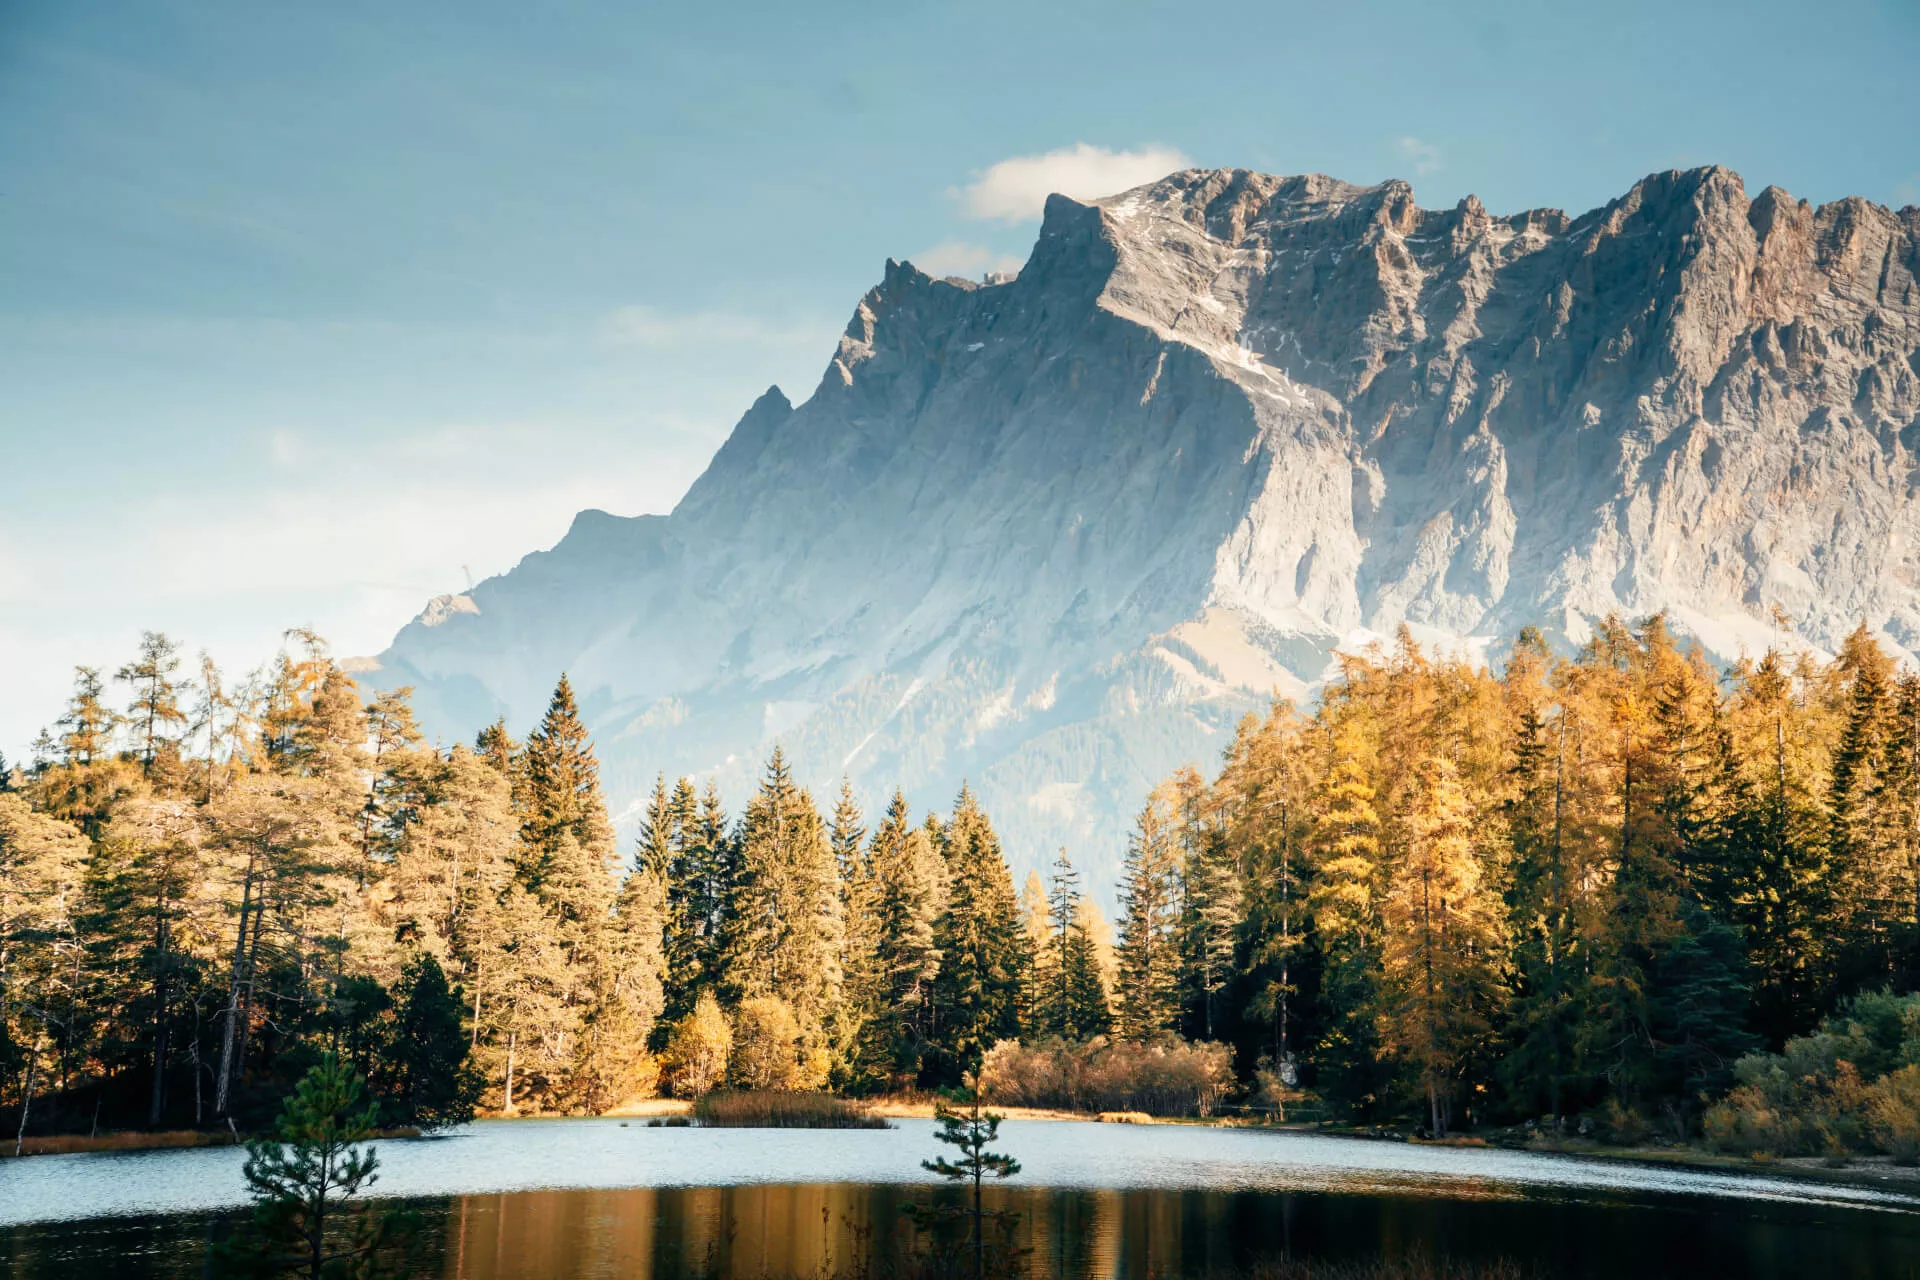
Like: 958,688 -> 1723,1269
2,615 -> 1918,1150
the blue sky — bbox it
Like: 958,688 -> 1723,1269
3,0 -> 1916,758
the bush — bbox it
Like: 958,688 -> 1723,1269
1704,990 -> 1920,1158
978,1036 -> 1234,1117
664,991 -> 732,1098
1866,1064 -> 1920,1164
1597,1098 -> 1653,1146
692,1090 -> 889,1128
729,996 -> 827,1092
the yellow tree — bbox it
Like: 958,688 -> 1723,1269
1379,756 -> 1504,1136
0,794 -> 88,1145
1306,711 -> 1385,1112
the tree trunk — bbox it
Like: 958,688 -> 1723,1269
504,1032 -> 516,1114
972,1163 -> 983,1280
14,1033 -> 42,1157
148,905 -> 171,1129
215,860 -> 257,1116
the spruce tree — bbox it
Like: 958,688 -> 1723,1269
1040,851 -> 1078,1038
1041,852 -> 1110,1040
1224,703 -> 1313,1074
1116,794 -> 1181,1039
1500,647 -> 1578,1122
376,953 -> 482,1130
866,790 -> 943,1081
930,786 -> 1022,1074
641,775 -> 701,1024
1171,768 -> 1239,1041
720,749 -> 843,1038
519,675 -> 616,900
1827,627 -> 1906,990
1058,911 -> 1112,1041
830,780 -> 883,1088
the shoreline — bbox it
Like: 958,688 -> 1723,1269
9,1105 -> 1918,1196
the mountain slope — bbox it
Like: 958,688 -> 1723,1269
371,165 -> 1920,885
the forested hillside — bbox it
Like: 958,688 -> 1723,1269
4,613 -> 1919,1145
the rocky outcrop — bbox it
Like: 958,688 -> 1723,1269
371,165 -> 1920,885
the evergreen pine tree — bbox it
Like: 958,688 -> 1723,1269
866,790 -> 943,1082
1115,793 -> 1181,1040
719,749 -> 843,1041
930,786 -> 1022,1074
376,953 -> 482,1130
219,1052 -> 407,1278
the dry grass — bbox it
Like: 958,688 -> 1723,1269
605,1096 -> 694,1118
1097,1110 -> 1156,1124
2,1130 -> 226,1157
692,1090 -> 891,1129
3,1124 -> 420,1158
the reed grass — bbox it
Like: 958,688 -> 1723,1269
691,1090 -> 891,1129
3,1130 -> 223,1157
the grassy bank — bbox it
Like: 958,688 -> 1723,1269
693,1090 -> 890,1129
1,1124 -> 423,1158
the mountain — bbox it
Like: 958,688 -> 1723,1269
368,165 -> 1920,888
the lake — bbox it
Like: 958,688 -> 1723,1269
2,1119 -> 1917,1277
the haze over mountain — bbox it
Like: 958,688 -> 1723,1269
368,164 -> 1920,885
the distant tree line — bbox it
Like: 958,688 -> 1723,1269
4,612 -> 1918,1141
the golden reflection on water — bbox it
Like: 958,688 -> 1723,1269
436,1185 -> 1174,1280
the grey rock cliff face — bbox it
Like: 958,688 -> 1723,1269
374,165 -> 1920,886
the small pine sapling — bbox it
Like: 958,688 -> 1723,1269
217,1053 -> 411,1278
920,1076 -> 1022,1280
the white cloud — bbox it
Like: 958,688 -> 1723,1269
1397,136 -> 1443,176
603,305 -> 834,351
908,240 -> 1026,279
955,143 -> 1191,223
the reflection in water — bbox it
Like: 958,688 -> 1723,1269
6,1180 -> 1920,1280
416,1182 -> 1920,1280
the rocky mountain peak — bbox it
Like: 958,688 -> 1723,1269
372,163 -> 1920,888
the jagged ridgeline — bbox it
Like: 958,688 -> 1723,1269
366,165 -> 1920,888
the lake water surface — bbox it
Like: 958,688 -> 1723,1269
3,1119 -> 1917,1277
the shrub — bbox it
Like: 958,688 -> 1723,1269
1597,1098 -> 1652,1146
664,991 -> 732,1098
978,1036 -> 1234,1117
1865,1064 -> 1920,1164
729,995 -> 826,1092
692,1090 -> 889,1128
1704,990 -> 1920,1158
